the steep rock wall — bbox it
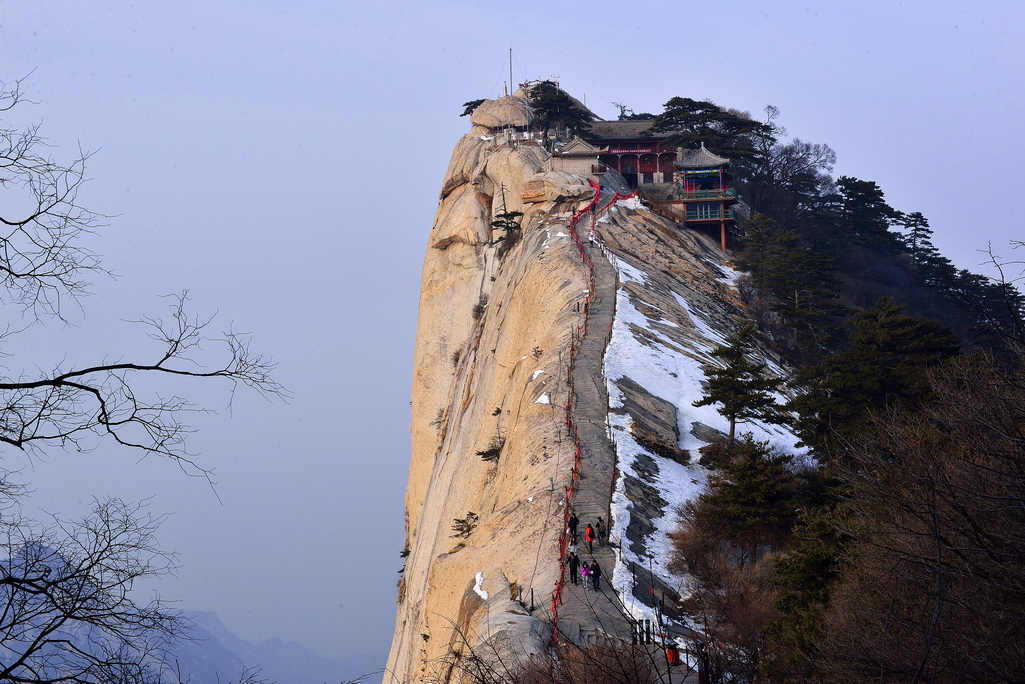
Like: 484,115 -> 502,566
388,97 -> 596,682
389,95 -> 802,682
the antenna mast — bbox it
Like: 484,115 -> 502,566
509,48 -> 514,94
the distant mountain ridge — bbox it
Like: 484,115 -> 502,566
173,611 -> 381,684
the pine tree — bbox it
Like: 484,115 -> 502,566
693,324 -> 785,444
527,81 -> 593,142
737,215 -> 845,349
648,96 -> 776,164
790,297 -> 960,461
701,436 -> 797,560
460,99 -> 485,117
893,210 -> 933,259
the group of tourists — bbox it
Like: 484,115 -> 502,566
565,509 -> 609,592
567,512 -> 607,552
567,552 -> 602,591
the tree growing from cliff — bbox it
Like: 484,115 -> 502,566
492,209 -> 523,257
693,325 -> 785,445
527,81 -> 593,141
460,99 -> 485,117
0,75 -> 282,681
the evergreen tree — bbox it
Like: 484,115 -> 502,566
736,215 -> 845,349
527,81 -> 593,141
893,210 -> 933,259
491,209 -> 523,257
700,436 -> 797,561
790,297 -> 960,461
815,176 -> 900,256
648,96 -> 776,164
460,98 -> 485,117
693,324 -> 785,444
766,511 -> 847,680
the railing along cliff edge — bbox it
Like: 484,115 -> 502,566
550,180 -> 635,646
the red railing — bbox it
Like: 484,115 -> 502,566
550,182 -> 636,646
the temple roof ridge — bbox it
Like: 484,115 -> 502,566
677,142 -> 730,168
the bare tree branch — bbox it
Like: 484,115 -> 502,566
0,75 -> 285,681
0,292 -> 285,476
0,497 -> 183,683
1,75 -> 111,319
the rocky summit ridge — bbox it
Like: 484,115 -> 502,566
386,92 -> 800,683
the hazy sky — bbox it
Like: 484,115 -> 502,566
3,0 -> 1023,667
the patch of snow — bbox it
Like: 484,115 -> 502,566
616,196 -> 643,211
531,369 -> 546,380
473,572 -> 489,600
542,230 -> 570,249
535,393 -> 551,405
603,254 -> 807,626
672,290 -> 728,349
717,262 -> 741,287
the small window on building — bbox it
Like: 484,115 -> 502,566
643,173 -> 654,184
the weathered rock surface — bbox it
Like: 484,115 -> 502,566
388,93 -> 797,683
388,93 -> 595,683
520,171 -> 596,204
469,95 -> 533,129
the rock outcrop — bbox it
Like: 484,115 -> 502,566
388,94 -> 596,683
388,93 -> 800,683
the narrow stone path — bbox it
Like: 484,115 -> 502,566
555,201 -> 700,683
555,224 -> 626,645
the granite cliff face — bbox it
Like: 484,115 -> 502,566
387,94 -> 799,683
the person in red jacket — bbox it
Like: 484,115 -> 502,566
584,523 -> 596,554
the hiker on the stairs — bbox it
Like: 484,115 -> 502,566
589,561 -> 602,591
568,511 -> 579,543
595,517 -> 607,546
584,523 -> 596,554
568,552 -> 581,585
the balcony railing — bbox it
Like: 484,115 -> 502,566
686,209 -> 735,220
681,189 -> 737,200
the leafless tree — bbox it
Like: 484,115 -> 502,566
0,497 -> 181,683
808,351 -> 1025,683
0,74 -> 283,474
0,73 -> 106,317
0,75 -> 284,682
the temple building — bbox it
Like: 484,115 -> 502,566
585,121 -> 678,192
676,142 -> 737,251
582,120 -> 740,251
544,136 -> 607,181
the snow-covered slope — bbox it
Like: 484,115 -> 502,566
391,92 -> 804,682
592,201 -> 804,627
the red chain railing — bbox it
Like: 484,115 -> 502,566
550,182 -> 638,646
